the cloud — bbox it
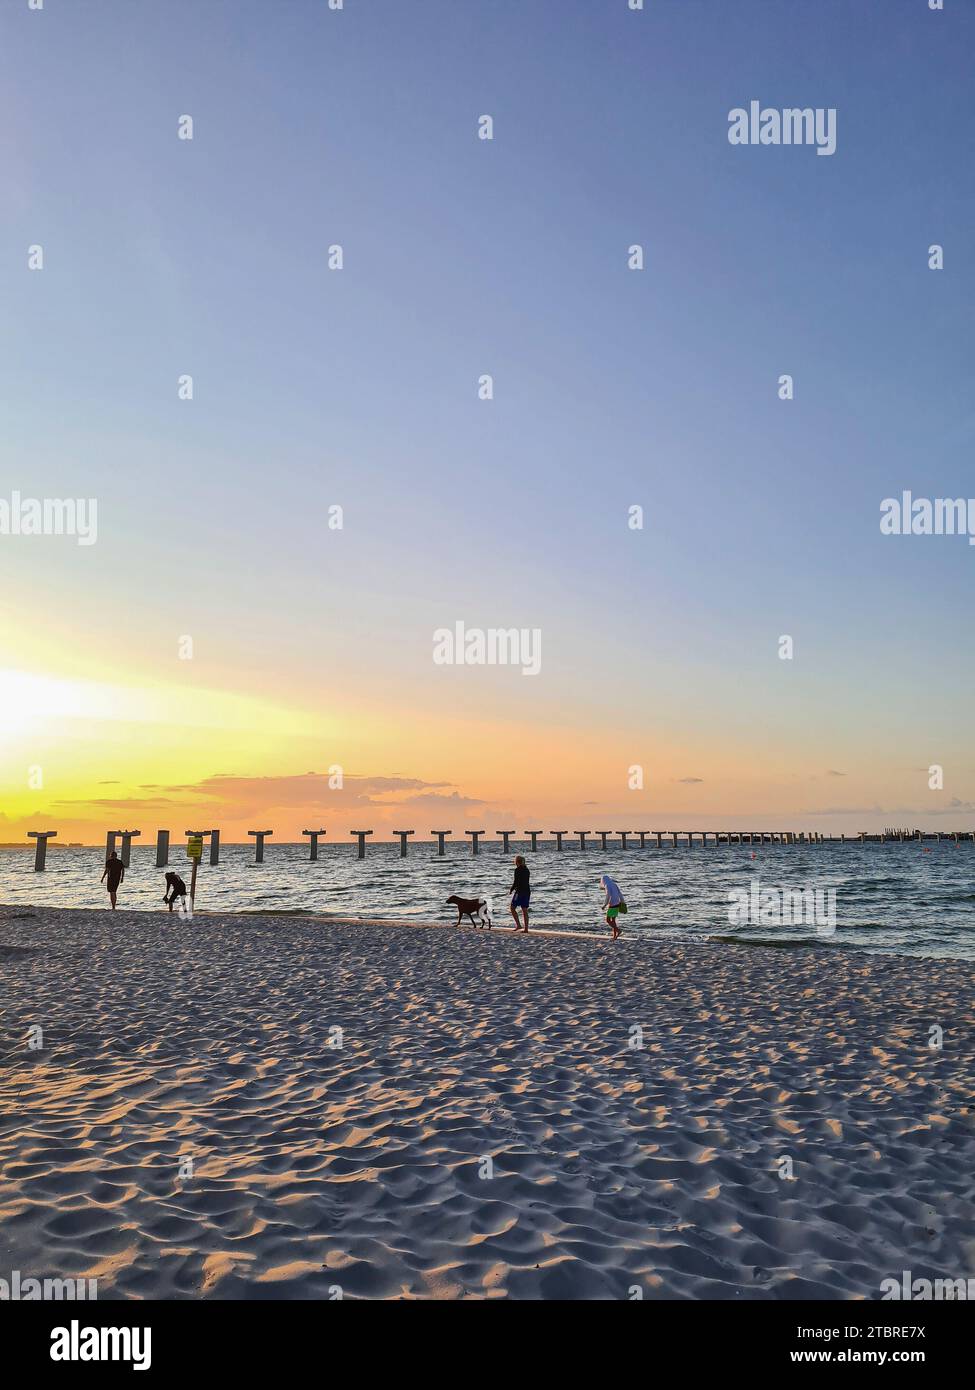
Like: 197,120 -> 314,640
677,777 -> 703,784
53,772 -> 458,820
826,770 -> 846,777
388,790 -> 487,809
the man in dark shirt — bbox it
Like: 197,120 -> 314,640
509,855 -> 531,932
101,850 -> 124,909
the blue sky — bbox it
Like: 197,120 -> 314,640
1,0 -> 972,833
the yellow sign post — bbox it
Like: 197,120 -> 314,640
186,835 -> 203,910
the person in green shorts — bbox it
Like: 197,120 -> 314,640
600,874 -> 626,940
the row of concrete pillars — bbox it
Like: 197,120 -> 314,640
23,827 -> 975,870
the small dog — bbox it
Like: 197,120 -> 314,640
446,894 -> 492,928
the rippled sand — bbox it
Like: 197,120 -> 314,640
1,906 -> 972,1299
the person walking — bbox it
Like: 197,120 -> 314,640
508,855 -> 531,932
600,873 -> 626,940
101,850 -> 125,909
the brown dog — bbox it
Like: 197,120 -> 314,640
446,894 -> 492,928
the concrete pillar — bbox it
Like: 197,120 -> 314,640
303,829 -> 326,861
551,831 -> 566,851
497,830 -> 514,853
655,832 -> 663,848
671,832 -> 678,847
596,831 -> 609,850
351,830 -> 373,859
118,830 -> 141,867
394,830 -> 415,857
637,832 -> 647,848
248,829 -> 272,863
432,830 -> 452,855
105,831 -> 117,858
27,830 -> 56,871
155,830 -> 170,867
574,831 -> 589,850
466,830 -> 485,854
525,831 -> 541,852
619,831 -> 630,849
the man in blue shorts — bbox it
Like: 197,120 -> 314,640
509,855 -> 531,932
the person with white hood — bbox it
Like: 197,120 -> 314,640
599,873 -> 626,940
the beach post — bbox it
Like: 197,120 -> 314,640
303,829 -> 326,861
497,830 -> 514,853
466,830 -> 485,854
186,832 -> 203,906
209,829 -> 220,866
619,831 -> 630,849
525,831 -> 541,852
118,830 -> 141,867
655,832 -> 663,848
574,831 -> 589,850
155,830 -> 170,867
672,832 -> 678,847
248,829 -> 272,863
27,830 -> 56,871
551,831 -> 567,850
432,830 -> 452,855
596,831 -> 609,850
105,831 -> 117,858
394,830 -> 414,857
351,830 -> 372,859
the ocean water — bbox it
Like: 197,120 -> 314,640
1,840 -> 973,960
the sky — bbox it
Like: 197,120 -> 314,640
1,0 -> 973,844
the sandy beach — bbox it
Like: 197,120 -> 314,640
1,906 -> 972,1301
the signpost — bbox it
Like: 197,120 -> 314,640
186,834 -> 203,910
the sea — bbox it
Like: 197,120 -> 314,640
1,840 -> 973,961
